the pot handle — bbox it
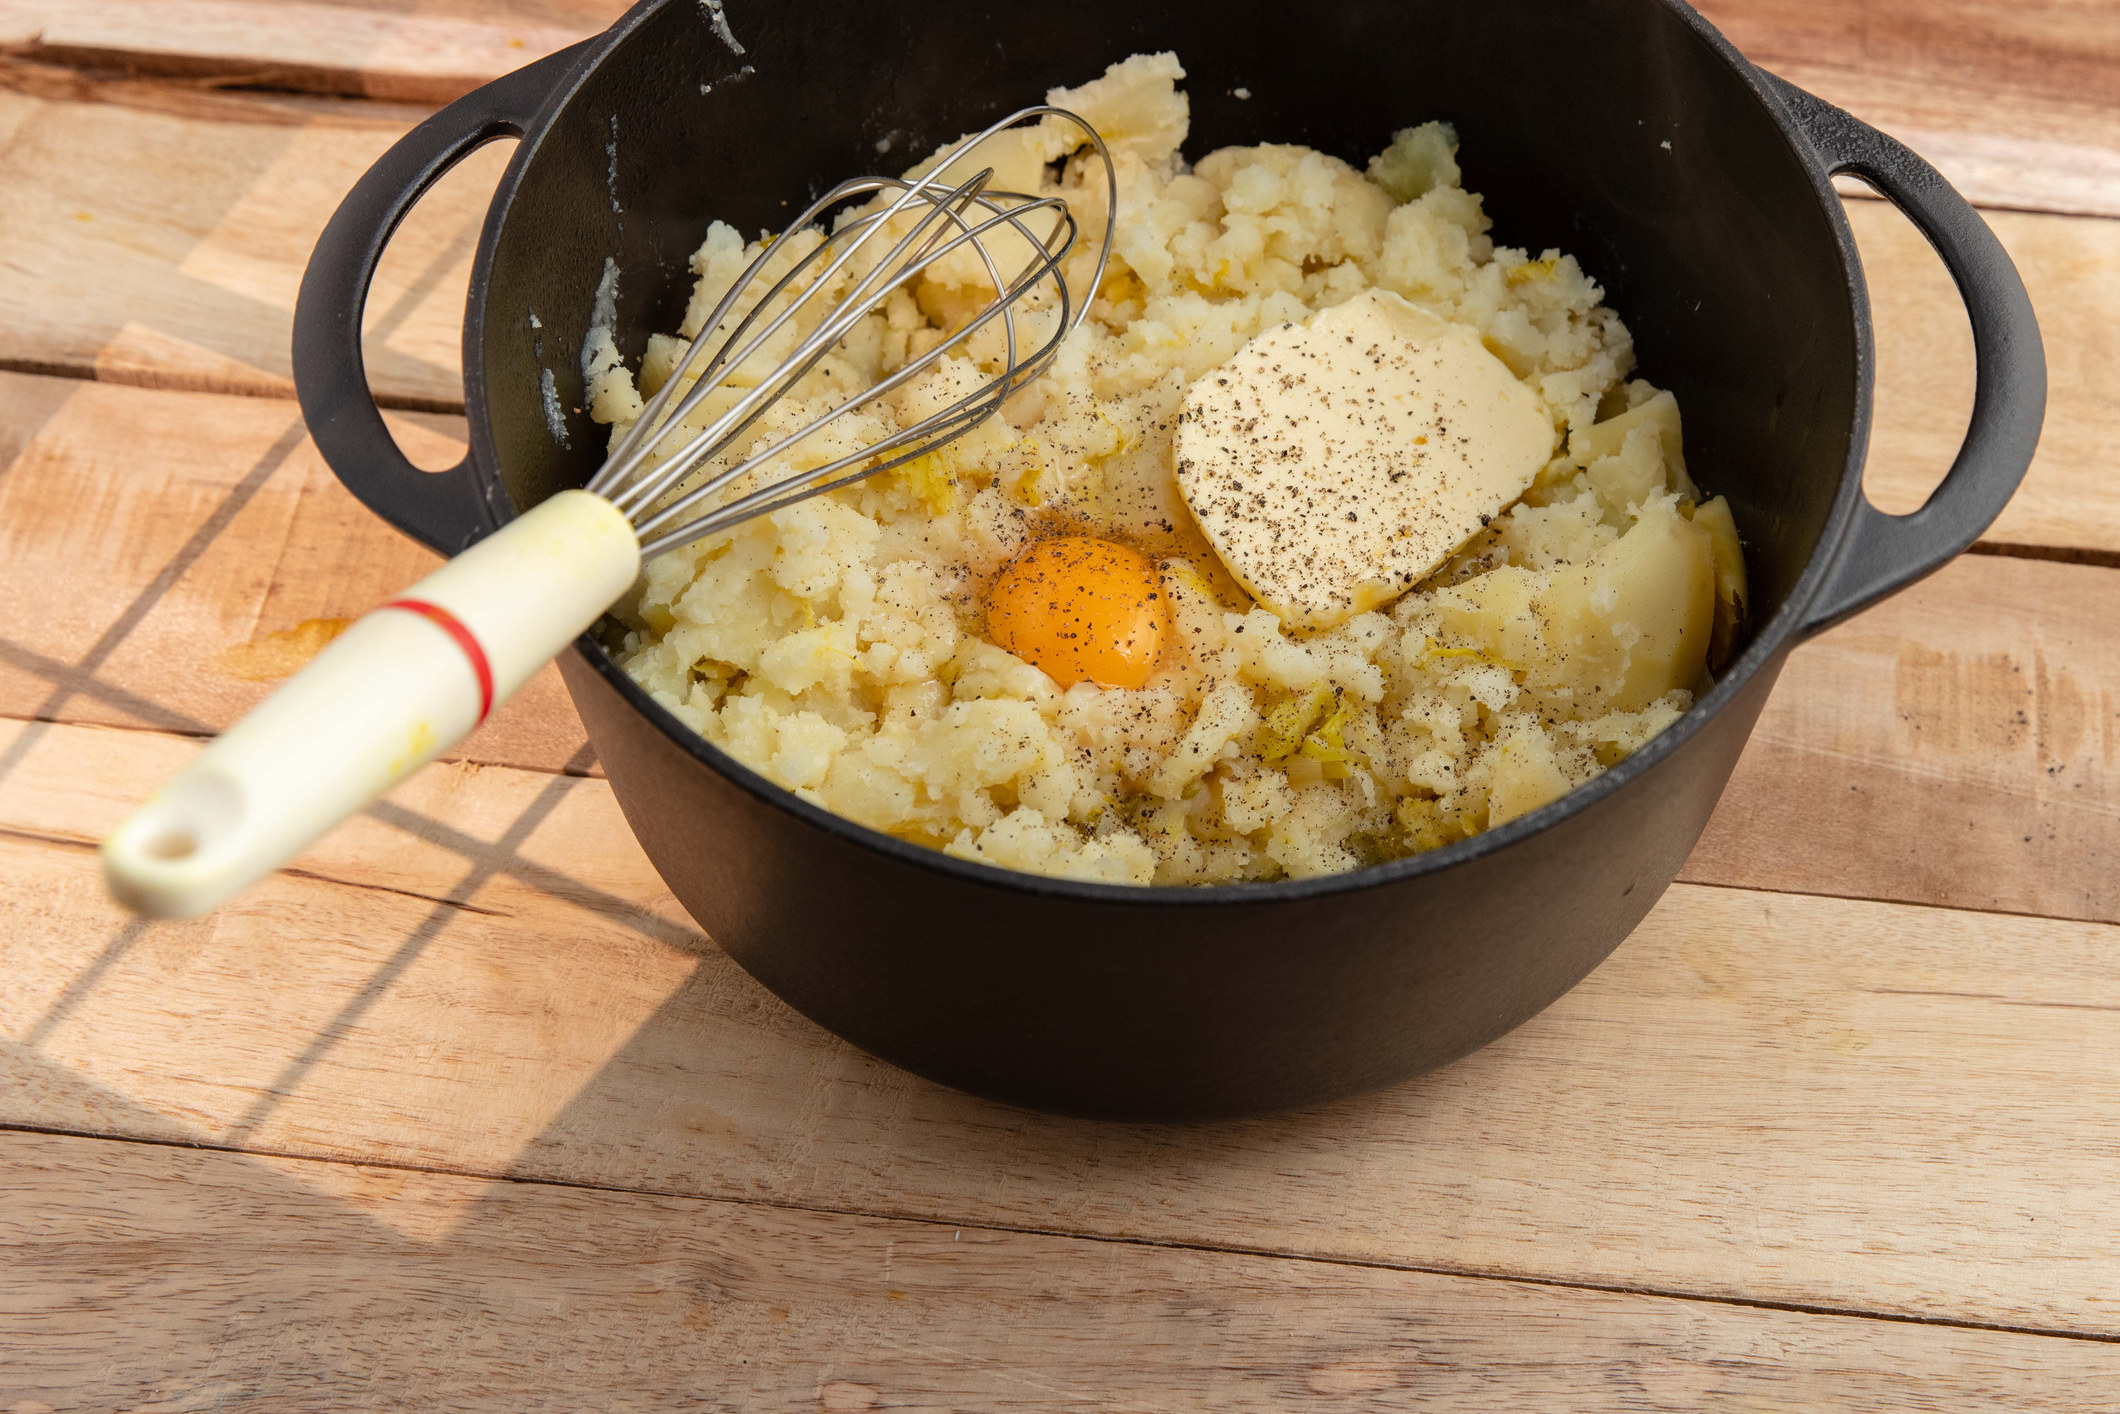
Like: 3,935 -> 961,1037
292,43 -> 590,555
1760,74 -> 2047,637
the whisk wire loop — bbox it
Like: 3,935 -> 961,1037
613,171 -> 1021,524
582,104 -> 1116,557
99,106 -> 1116,921
629,193 -> 1080,548
598,167 -> 1005,514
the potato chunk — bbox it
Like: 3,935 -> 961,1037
1487,723 -> 1574,826
1689,494 -> 1749,667
1538,497 -> 1716,711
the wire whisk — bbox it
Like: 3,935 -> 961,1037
594,104 -> 1116,556
104,105 -> 1118,919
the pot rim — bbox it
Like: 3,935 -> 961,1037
462,0 -> 1873,911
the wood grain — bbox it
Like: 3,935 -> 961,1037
0,66 -> 2108,553
0,52 -> 2111,558
0,78 -> 494,407
1850,202 -> 2119,553
0,0 -> 608,103
0,372 -> 590,772
4,715 -> 2118,1336
296,0 -> 627,27
1683,552 -> 2120,925
0,3 -> 2113,1401
4,365 -> 2113,917
7,1129 -> 2114,1412
1,73 -> 2109,544
1696,0 -> 2120,217
8,0 -> 2115,213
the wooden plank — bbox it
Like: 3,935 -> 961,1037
6,0 -> 2112,214
0,75 -> 492,407
1835,133 -> 2120,226
294,0 -> 628,24
5,366 -> 2113,918
1683,554 -> 2120,926
295,0 -> 627,24
1695,0 -> 2120,217
4,717 -> 2119,1336
1852,200 -> 2120,555
0,372 -> 590,772
0,0 -> 615,104
0,72 -> 2110,556
8,1130 -> 2114,1410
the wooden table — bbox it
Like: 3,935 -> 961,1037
3,1 -> 2116,1406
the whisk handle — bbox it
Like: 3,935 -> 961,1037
293,43 -> 588,554
103,491 -> 640,920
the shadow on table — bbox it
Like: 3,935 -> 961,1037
0,1044 -> 1627,1413
498,927 -> 1472,1237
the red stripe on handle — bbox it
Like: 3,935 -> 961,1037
380,598 -> 494,726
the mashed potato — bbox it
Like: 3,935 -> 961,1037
590,53 -> 1746,887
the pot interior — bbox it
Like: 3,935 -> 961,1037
475,0 -> 1858,661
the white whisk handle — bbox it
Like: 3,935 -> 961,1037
103,490 -> 641,919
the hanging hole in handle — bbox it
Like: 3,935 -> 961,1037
1839,174 -> 1976,516
380,409 -> 477,477
144,827 -> 201,861
137,769 -> 247,867
358,137 -> 521,471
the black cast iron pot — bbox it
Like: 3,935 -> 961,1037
292,0 -> 2044,1119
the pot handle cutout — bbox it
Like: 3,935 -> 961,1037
292,43 -> 590,555
1761,74 -> 2048,637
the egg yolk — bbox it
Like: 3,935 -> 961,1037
985,536 -> 1169,690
